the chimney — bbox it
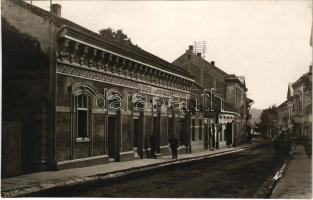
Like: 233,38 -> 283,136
50,4 -> 61,17
197,52 -> 201,57
188,45 -> 194,52
309,65 -> 312,73
211,61 -> 215,66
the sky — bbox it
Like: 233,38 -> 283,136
33,0 -> 312,109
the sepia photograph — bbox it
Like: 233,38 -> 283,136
1,0 -> 312,198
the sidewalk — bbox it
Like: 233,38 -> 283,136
1,141 -> 261,197
271,145 -> 312,199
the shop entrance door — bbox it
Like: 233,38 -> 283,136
153,116 -> 160,153
204,123 -> 208,149
133,117 -> 142,158
108,116 -> 118,161
179,118 -> 186,146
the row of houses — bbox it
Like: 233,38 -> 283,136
277,66 -> 312,143
2,0 -> 253,177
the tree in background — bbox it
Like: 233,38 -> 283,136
99,28 -> 133,45
99,28 -> 114,40
257,105 -> 277,139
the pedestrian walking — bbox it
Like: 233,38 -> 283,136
150,133 -> 157,159
168,135 -> 178,159
304,139 -> 312,159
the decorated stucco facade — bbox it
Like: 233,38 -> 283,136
2,0 -> 251,177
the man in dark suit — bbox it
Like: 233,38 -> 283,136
169,135 -> 178,159
150,133 -> 157,159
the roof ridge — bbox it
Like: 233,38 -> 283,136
190,52 -> 228,75
13,0 -> 192,78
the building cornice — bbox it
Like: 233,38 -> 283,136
58,27 -> 194,82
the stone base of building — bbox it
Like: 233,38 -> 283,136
191,146 -> 205,153
119,151 -> 140,162
141,149 -> 149,158
178,146 -> 187,154
54,155 -> 109,170
33,161 -> 50,172
160,145 -> 170,155
218,141 -> 227,149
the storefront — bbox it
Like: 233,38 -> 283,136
53,26 -> 195,169
2,0 -> 249,175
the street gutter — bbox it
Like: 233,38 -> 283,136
252,150 -> 293,198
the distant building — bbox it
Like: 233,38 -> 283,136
277,83 -> 294,130
173,46 -> 252,146
291,66 -> 312,142
277,66 -> 312,142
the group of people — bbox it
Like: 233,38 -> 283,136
150,133 -> 178,159
272,129 -> 294,157
272,127 -> 312,159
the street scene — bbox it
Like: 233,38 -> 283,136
1,0 -> 312,198
23,143 -> 287,198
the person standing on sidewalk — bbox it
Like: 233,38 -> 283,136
150,133 -> 157,159
209,124 -> 214,150
169,135 -> 178,159
304,139 -> 311,159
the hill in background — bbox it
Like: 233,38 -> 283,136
250,108 -> 263,125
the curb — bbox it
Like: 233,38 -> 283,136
2,143 -> 261,197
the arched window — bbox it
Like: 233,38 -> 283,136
72,83 -> 95,141
75,93 -> 90,139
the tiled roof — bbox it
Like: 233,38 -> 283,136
187,52 -> 228,77
12,0 -> 193,79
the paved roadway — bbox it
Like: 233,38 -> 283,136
34,145 -> 285,198
2,142 -> 258,197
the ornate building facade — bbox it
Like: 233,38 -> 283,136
2,1 -> 196,175
2,1 -> 251,177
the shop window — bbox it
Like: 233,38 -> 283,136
192,119 -> 195,141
